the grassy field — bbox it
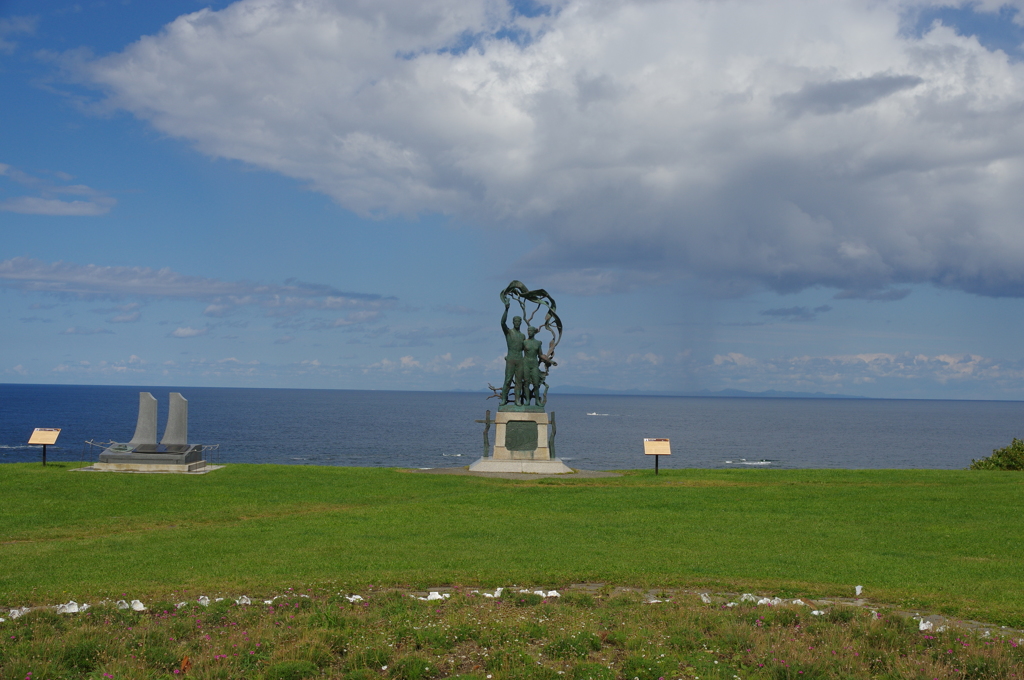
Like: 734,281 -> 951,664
1,463 -> 1023,627
4,588 -> 1023,680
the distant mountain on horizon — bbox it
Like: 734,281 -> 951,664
546,385 -> 869,399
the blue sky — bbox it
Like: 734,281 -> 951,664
4,0 -> 1024,399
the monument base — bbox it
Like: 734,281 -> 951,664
92,460 -> 209,473
98,444 -> 204,469
469,457 -> 575,474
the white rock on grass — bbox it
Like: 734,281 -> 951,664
919,620 -> 934,631
700,593 -> 713,604
811,610 -> 825,616
10,608 -> 30,619
56,602 -> 79,614
198,596 -> 210,606
855,585 -> 863,596
236,596 -> 251,605
131,600 -> 146,611
345,595 -> 363,603
740,593 -> 757,602
176,602 -> 188,609
116,600 -> 130,610
546,591 -> 560,598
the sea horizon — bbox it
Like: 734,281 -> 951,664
3,383 -> 1023,471
5,380 -> 1024,403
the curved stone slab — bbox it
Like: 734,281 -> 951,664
127,392 -> 158,449
161,392 -> 188,448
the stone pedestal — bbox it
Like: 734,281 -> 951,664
97,443 -> 206,473
493,410 -> 550,460
470,408 -> 573,474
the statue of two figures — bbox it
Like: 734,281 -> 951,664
472,280 -> 572,473
493,281 -> 562,409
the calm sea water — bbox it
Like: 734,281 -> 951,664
2,383 -> 1022,470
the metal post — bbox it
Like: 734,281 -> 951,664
654,453 -> 658,475
42,444 -> 47,466
475,410 -> 495,458
548,411 -> 556,458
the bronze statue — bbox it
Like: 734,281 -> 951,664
491,281 -> 561,408
500,309 -> 526,405
522,327 -> 544,405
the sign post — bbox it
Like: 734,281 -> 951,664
644,437 -> 671,475
28,428 -> 61,466
474,410 -> 496,458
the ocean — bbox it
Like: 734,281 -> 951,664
2,383 -> 1022,470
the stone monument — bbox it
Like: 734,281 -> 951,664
470,281 -> 573,473
95,392 -> 209,472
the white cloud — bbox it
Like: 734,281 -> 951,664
75,0 -> 1024,297
702,351 -> 1024,389
108,311 -> 141,323
0,196 -> 116,216
171,326 -> 208,338
0,258 -> 393,318
0,163 -> 116,215
626,352 -> 662,366
60,326 -> 114,335
363,352 -> 483,373
0,16 -> 36,54
51,356 -> 148,375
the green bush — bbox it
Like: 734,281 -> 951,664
350,647 -> 391,670
485,648 -> 533,672
620,654 -> 674,680
506,592 -> 545,607
970,438 -> 1024,470
544,632 -> 601,659
569,662 -> 615,680
267,659 -> 319,680
142,643 -> 180,671
59,635 -> 103,673
560,593 -> 594,608
390,655 -> 436,680
344,669 -> 379,680
824,606 -> 859,624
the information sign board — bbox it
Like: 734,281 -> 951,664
28,428 -> 61,445
643,438 -> 671,456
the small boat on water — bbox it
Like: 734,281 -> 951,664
586,412 -> 609,416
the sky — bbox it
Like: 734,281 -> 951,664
4,0 -> 1024,399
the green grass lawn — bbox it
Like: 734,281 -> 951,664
2,464 -> 1022,626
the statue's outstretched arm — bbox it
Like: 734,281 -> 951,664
501,300 -> 510,334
